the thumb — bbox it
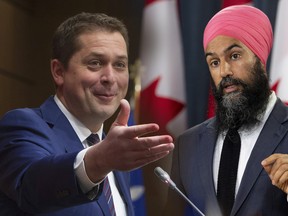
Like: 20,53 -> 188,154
114,99 -> 130,126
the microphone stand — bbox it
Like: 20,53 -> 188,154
154,167 -> 205,216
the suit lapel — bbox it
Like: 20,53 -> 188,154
198,119 -> 222,214
114,171 -> 134,216
40,96 -> 84,153
232,100 -> 288,215
96,189 -> 111,216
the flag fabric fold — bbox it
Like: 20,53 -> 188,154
270,0 -> 288,105
137,0 -> 187,215
139,0 -> 187,138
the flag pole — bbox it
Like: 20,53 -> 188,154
129,59 -> 142,125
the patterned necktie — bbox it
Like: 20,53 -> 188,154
104,177 -> 116,216
217,128 -> 241,216
86,133 -> 100,147
86,134 -> 116,216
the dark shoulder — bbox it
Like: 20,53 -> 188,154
180,117 -> 216,138
1,107 -> 40,121
0,107 -> 43,129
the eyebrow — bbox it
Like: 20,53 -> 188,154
205,43 -> 243,59
89,52 -> 128,61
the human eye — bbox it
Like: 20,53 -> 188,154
87,59 -> 101,70
231,53 -> 240,60
209,59 -> 219,68
114,60 -> 128,71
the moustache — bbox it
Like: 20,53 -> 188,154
219,77 -> 247,92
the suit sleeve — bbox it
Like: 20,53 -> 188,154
0,108 -> 98,214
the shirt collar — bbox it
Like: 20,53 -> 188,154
54,95 -> 103,142
258,91 -> 277,124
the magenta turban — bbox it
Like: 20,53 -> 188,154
203,5 -> 273,66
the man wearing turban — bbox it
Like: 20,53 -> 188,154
164,5 -> 288,216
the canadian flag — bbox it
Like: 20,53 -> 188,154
138,0 -> 187,138
270,0 -> 288,105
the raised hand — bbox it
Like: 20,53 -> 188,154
262,153 -> 288,194
85,99 -> 174,182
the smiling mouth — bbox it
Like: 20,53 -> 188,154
99,93 -> 115,97
95,93 -> 116,101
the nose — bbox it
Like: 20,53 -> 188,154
220,61 -> 233,78
100,64 -> 115,84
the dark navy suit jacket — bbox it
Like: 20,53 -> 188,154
171,99 -> 288,215
0,96 -> 135,216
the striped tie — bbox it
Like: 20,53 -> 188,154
86,133 -> 100,147
104,177 -> 116,216
86,134 -> 116,216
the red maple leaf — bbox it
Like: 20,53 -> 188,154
271,79 -> 288,105
139,77 -> 185,135
271,80 -> 280,92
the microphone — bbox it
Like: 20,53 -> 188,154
154,167 -> 205,216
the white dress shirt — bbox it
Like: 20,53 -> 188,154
54,95 -> 127,216
213,91 -> 277,196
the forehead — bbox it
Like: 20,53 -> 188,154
77,30 -> 128,55
205,35 -> 253,57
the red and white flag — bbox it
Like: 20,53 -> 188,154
222,0 -> 252,8
270,0 -> 288,105
138,0 -> 187,137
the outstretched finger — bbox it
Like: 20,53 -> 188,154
122,123 -> 160,139
133,151 -> 172,169
135,135 -> 174,150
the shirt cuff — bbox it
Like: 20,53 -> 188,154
74,147 -> 99,193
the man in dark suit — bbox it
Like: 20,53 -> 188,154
164,5 -> 288,216
0,12 -> 174,215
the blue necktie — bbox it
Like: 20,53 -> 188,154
86,134 -> 116,216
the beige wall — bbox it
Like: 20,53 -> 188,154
0,0 -> 37,113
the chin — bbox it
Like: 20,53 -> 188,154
102,105 -> 118,116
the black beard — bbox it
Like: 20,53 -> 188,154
212,58 -> 271,133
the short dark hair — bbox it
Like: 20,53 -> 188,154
51,12 -> 129,68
